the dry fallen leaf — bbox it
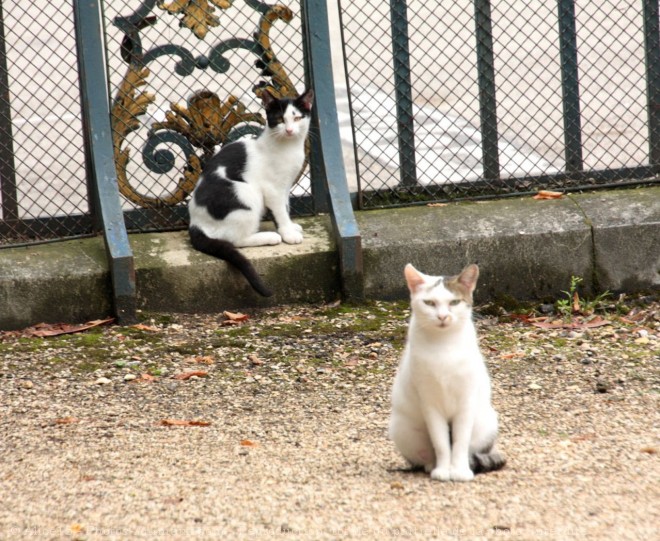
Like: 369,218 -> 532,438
131,323 -> 159,332
184,355 -> 214,365
139,373 -> 157,382
248,354 -> 264,366
173,370 -> 209,380
533,190 -> 564,200
572,291 -> 581,313
12,318 -> 115,338
221,311 -> 249,326
531,316 -> 610,330
427,202 -> 448,207
240,439 -> 258,447
54,417 -> 79,425
160,419 -> 211,427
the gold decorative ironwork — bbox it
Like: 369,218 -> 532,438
157,0 -> 233,40
150,91 -> 265,156
111,1 -> 304,209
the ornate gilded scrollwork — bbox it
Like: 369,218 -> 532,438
158,0 -> 233,39
111,0 -> 302,209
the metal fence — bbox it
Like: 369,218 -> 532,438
0,0 -> 311,246
339,0 -> 660,208
0,2 -> 91,243
1,0 -> 659,248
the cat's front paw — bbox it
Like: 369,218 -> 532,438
279,226 -> 303,244
430,467 -> 451,482
292,223 -> 303,233
449,467 -> 474,482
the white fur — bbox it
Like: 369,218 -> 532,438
389,264 -> 499,482
189,100 -> 309,247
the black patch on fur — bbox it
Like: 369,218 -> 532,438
203,141 -> 247,182
194,142 -> 250,221
189,226 -> 273,297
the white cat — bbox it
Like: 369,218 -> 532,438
389,263 -> 505,481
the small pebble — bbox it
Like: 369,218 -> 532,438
94,377 -> 112,385
123,374 -> 137,382
595,378 -> 611,393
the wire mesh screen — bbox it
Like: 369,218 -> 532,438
103,0 -> 311,232
339,0 -> 659,208
0,2 -> 90,245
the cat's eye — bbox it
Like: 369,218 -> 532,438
450,299 -> 461,306
293,116 -> 303,122
423,299 -> 436,307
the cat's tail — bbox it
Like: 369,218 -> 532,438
470,450 -> 506,474
189,226 -> 274,297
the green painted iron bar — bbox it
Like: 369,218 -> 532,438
557,0 -> 583,173
73,0 -> 137,324
390,0 -> 418,187
301,0 -> 364,300
643,0 -> 660,165
0,4 -> 18,222
474,0 -> 500,181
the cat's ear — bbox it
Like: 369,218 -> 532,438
297,89 -> 314,112
458,264 -> 479,293
404,264 -> 425,293
261,90 -> 276,108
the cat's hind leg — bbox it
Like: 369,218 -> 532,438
389,412 -> 434,471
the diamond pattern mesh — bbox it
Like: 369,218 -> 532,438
0,1 -> 89,244
339,0 -> 658,208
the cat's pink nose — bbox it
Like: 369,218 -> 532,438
438,314 -> 449,322
286,127 -> 294,135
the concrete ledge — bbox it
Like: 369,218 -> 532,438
0,238 -> 112,329
130,216 -> 339,313
0,187 -> 658,330
570,189 -> 660,292
358,196 -> 594,302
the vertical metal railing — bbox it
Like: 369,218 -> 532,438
302,0 -> 363,299
74,0 -> 136,324
390,0 -> 417,187
0,4 -> 17,222
557,0 -> 583,174
474,0 -> 500,181
643,0 -> 660,166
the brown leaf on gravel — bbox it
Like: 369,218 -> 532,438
139,373 -> 157,382
533,190 -> 563,200
2,318 -> 114,339
131,323 -> 159,332
160,419 -> 211,427
173,370 -> 209,380
54,417 -> 79,425
240,439 -> 258,447
221,311 -> 249,325
248,354 -> 264,366
531,316 -> 610,330
641,447 -> 657,454
184,355 -> 214,365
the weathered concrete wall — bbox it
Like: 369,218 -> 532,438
1,187 -> 658,330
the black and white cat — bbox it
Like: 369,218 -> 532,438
188,88 -> 314,297
389,263 -> 506,481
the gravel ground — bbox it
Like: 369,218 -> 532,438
0,297 -> 658,541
